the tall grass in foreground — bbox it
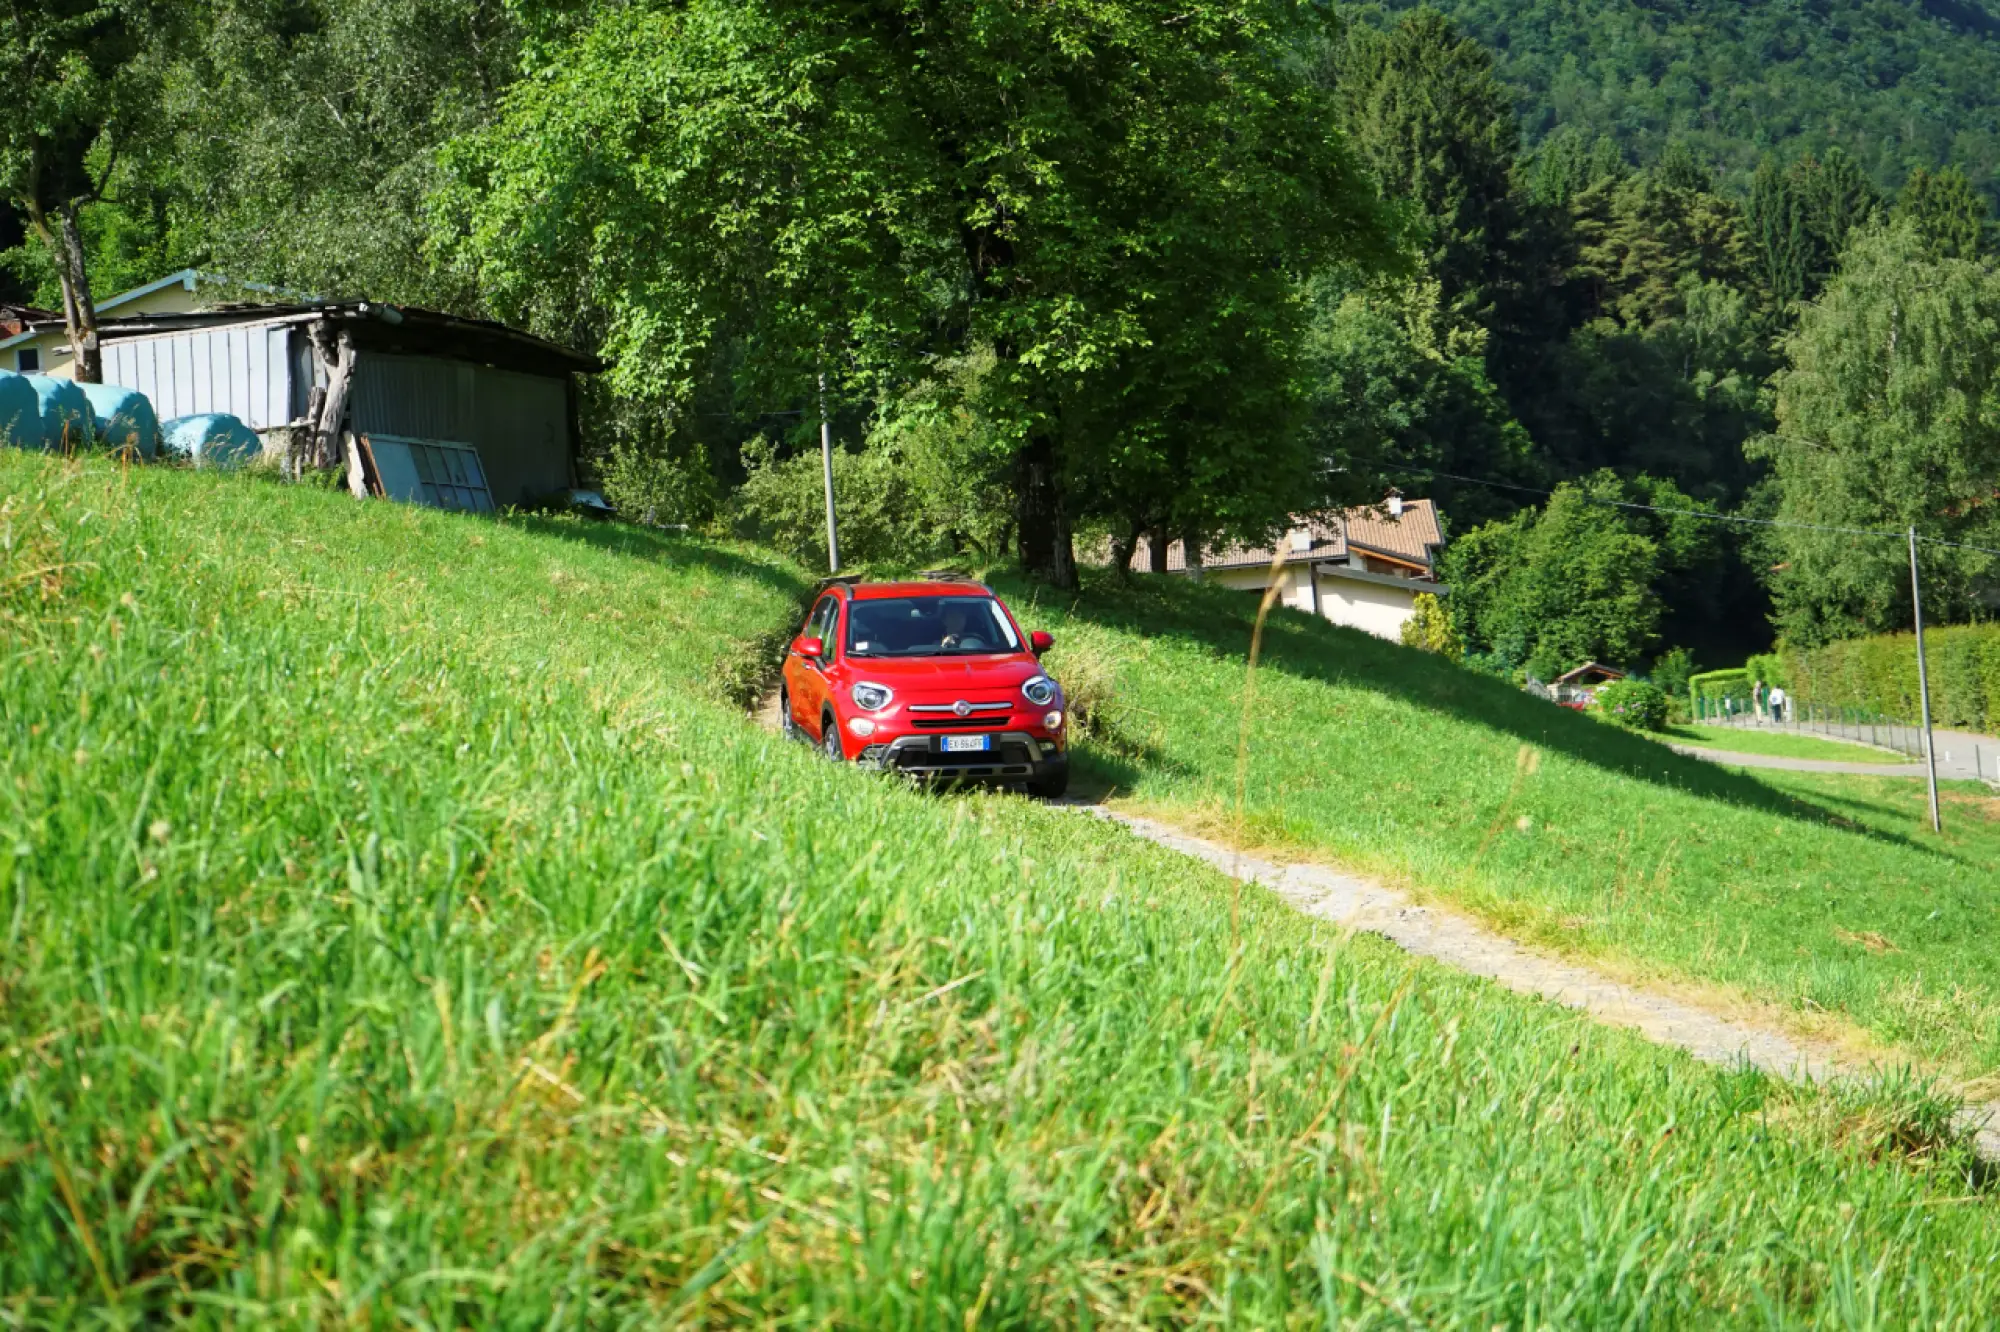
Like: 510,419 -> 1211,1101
1029,573 -> 2000,1078
5,456 -> 2000,1324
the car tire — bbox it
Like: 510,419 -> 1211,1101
1027,765 -> 1069,800
779,687 -> 800,741
822,713 -> 844,762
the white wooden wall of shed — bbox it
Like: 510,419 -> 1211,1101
350,353 -> 572,506
101,325 -> 297,429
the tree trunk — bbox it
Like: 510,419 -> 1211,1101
1015,433 -> 1076,588
1147,526 -> 1170,574
1110,520 -> 1141,581
24,199 -> 103,383
1181,531 -> 1202,573
310,322 -> 359,471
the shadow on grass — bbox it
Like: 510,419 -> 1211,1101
1016,570 -> 1957,861
503,513 -> 814,608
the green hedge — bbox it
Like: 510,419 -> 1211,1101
1784,624 -> 2000,732
1688,668 -> 1751,707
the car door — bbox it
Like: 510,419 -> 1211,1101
789,595 -> 838,734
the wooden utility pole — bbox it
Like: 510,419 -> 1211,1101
1909,526 -> 1942,833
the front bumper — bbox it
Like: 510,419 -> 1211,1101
855,729 -> 1067,783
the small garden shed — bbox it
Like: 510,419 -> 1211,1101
92,301 -> 602,509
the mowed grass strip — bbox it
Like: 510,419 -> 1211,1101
5,456 -> 2000,1325
1663,725 -> 1910,765
1026,574 -> 2000,1076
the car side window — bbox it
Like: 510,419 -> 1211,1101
805,596 -> 837,659
817,598 -> 842,660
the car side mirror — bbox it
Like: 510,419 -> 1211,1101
1030,630 -> 1055,656
796,635 -> 825,659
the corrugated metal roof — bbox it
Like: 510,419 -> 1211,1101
88,301 -> 603,375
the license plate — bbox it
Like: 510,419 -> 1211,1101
940,734 -> 992,753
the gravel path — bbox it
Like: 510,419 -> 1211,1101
1081,805 -> 2000,1161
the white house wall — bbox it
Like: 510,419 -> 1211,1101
1316,572 -> 1419,641
1202,564 -> 1420,642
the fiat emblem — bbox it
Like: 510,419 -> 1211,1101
953,700 -> 972,717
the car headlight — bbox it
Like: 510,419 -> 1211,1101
1022,676 -> 1058,707
850,681 -> 893,711
1043,710 -> 1064,731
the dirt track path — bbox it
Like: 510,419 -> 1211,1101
1077,805 -> 2000,1162
750,694 -> 2000,1157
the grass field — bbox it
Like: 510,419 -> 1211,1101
8,456 -> 2000,1324
1662,725 -> 1909,764
1023,575 -> 2000,1078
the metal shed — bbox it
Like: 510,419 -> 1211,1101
94,302 -> 602,508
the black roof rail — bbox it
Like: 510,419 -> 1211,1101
917,569 -> 977,582
815,573 -> 864,593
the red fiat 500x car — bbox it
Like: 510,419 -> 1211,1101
779,576 -> 1069,798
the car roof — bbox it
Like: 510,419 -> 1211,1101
846,580 -> 995,601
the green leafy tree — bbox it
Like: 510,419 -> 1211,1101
445,0 -> 1390,588
163,0 -> 522,306
0,0 -> 185,382
1301,269 -> 1533,527
1441,470 -> 1724,678
1752,222 -> 2000,641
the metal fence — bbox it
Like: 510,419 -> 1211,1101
1691,696 -> 2000,782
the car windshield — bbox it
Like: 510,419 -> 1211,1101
846,596 -> 1021,657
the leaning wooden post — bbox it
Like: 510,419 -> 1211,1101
309,321 -> 360,473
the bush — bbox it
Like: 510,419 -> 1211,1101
1594,678 -> 1669,731
1399,592 -> 1463,657
1650,646 -> 1697,699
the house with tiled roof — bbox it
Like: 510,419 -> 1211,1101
1129,494 -> 1447,642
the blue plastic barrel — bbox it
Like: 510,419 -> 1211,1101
0,371 -> 43,450
78,382 -> 161,459
162,414 -> 263,469
25,376 -> 92,451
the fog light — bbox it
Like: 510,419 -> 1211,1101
1043,710 -> 1064,730
847,717 -> 877,738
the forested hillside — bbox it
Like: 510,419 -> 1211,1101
10,0 -> 2000,682
1369,0 -> 2000,201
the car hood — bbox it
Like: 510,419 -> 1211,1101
843,654 -> 1046,691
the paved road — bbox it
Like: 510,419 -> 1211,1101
1678,723 -> 2000,782
1667,745 -> 1930,777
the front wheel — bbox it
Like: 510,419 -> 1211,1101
821,713 -> 844,762
779,687 -> 801,741
1027,764 -> 1069,800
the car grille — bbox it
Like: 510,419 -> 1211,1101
907,702 -> 1013,730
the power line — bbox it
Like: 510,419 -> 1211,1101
1400,465 -> 2000,559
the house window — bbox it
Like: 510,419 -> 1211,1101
16,348 -> 39,373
